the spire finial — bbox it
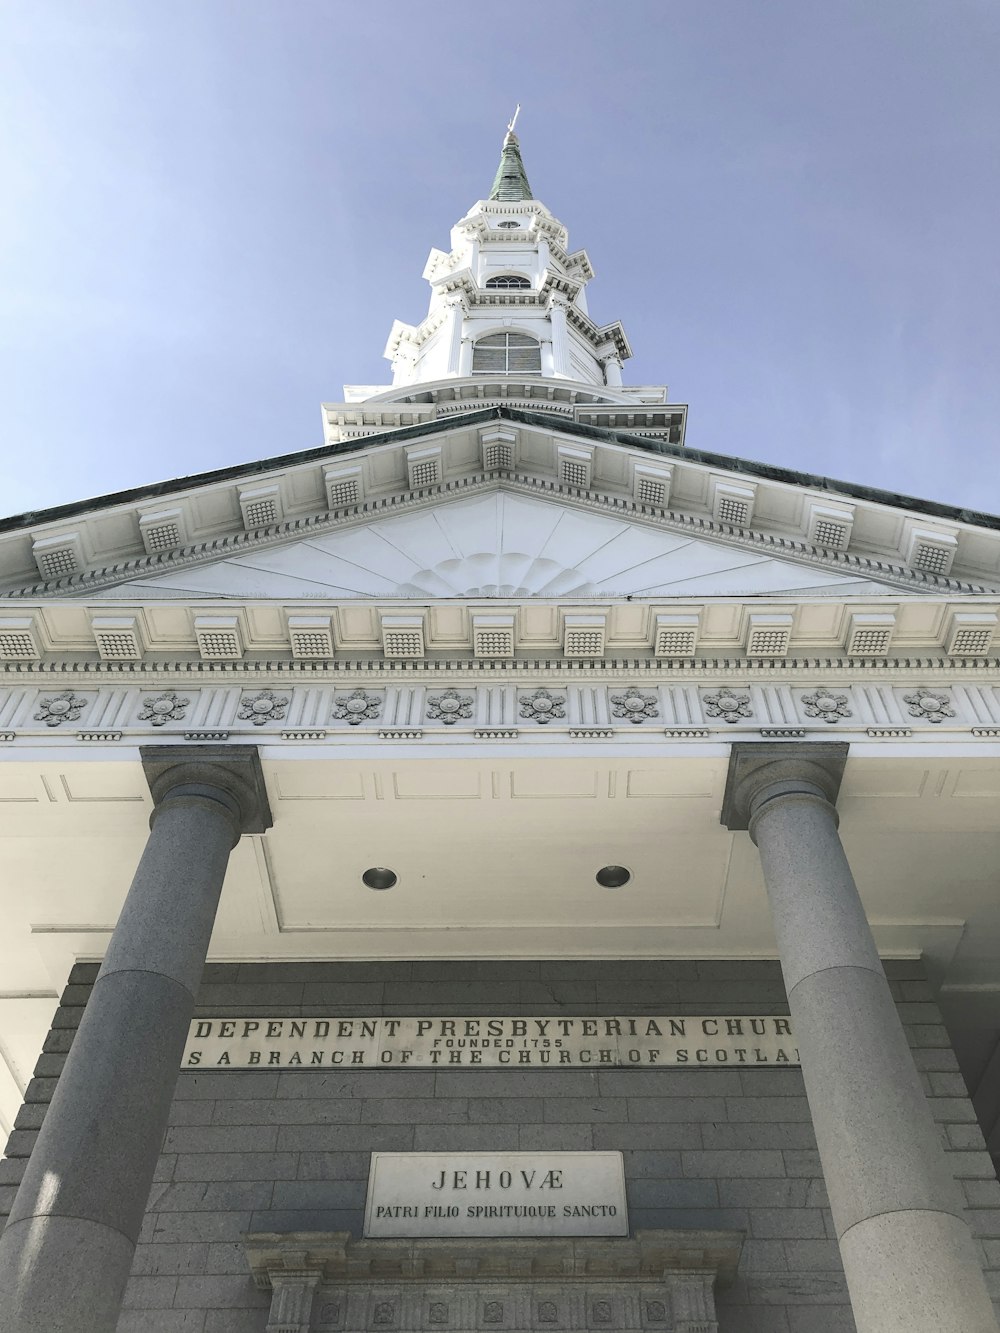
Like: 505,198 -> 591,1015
489,108 -> 532,202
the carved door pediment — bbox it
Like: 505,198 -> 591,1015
244,1230 -> 743,1333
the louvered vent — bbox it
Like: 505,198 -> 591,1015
194,616 -> 244,660
472,331 -> 541,375
0,618 -> 41,660
288,616 -> 335,659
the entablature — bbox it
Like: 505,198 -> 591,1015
4,664 -> 1000,748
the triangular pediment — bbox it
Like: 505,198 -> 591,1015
90,490 -> 902,602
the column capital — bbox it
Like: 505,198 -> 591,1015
720,741 -> 848,832
140,744 -> 273,841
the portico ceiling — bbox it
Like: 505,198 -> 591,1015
3,744 -> 1000,1133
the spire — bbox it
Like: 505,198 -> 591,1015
489,106 -> 532,202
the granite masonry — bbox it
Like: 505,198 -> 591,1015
2,958 -> 998,1333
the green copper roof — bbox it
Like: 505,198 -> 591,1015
489,130 -> 532,202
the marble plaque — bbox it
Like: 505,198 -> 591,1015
364,1152 -> 628,1238
182,1015 -> 798,1069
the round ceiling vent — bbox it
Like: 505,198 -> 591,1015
596,865 -> 631,889
362,867 -> 398,891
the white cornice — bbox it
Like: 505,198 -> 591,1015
2,469 -> 992,602
4,412 -> 1000,603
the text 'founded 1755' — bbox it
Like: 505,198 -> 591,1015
182,1015 -> 798,1069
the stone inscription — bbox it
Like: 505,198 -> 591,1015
364,1152 -> 628,1238
182,1015 -> 798,1069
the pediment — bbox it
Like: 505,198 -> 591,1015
91,490 -> 902,602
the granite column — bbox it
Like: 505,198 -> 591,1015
723,742 -> 996,1333
0,746 -> 271,1333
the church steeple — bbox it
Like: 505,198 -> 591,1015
372,118 -> 647,399
489,107 -> 532,202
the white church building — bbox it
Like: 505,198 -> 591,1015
2,124 -> 1000,1332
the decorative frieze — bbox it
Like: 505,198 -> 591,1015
426,690 -> 474,725
901,689 -> 955,725
702,690 -> 753,724
519,689 -> 566,724
609,688 -> 658,724
33,691 -> 89,727
333,689 -> 384,726
801,690 -> 852,724
0,677 -> 996,744
137,691 -> 190,727
238,689 -> 290,726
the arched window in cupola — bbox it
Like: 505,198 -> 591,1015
471,331 -> 542,375
485,274 -> 531,290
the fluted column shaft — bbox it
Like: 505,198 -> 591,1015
724,743 -> 996,1333
549,300 -> 570,377
0,746 -> 271,1333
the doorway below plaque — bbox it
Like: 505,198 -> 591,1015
243,1229 -> 743,1331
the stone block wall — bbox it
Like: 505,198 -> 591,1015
3,958 -> 999,1333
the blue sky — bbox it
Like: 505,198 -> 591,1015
1,1 -> 998,518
